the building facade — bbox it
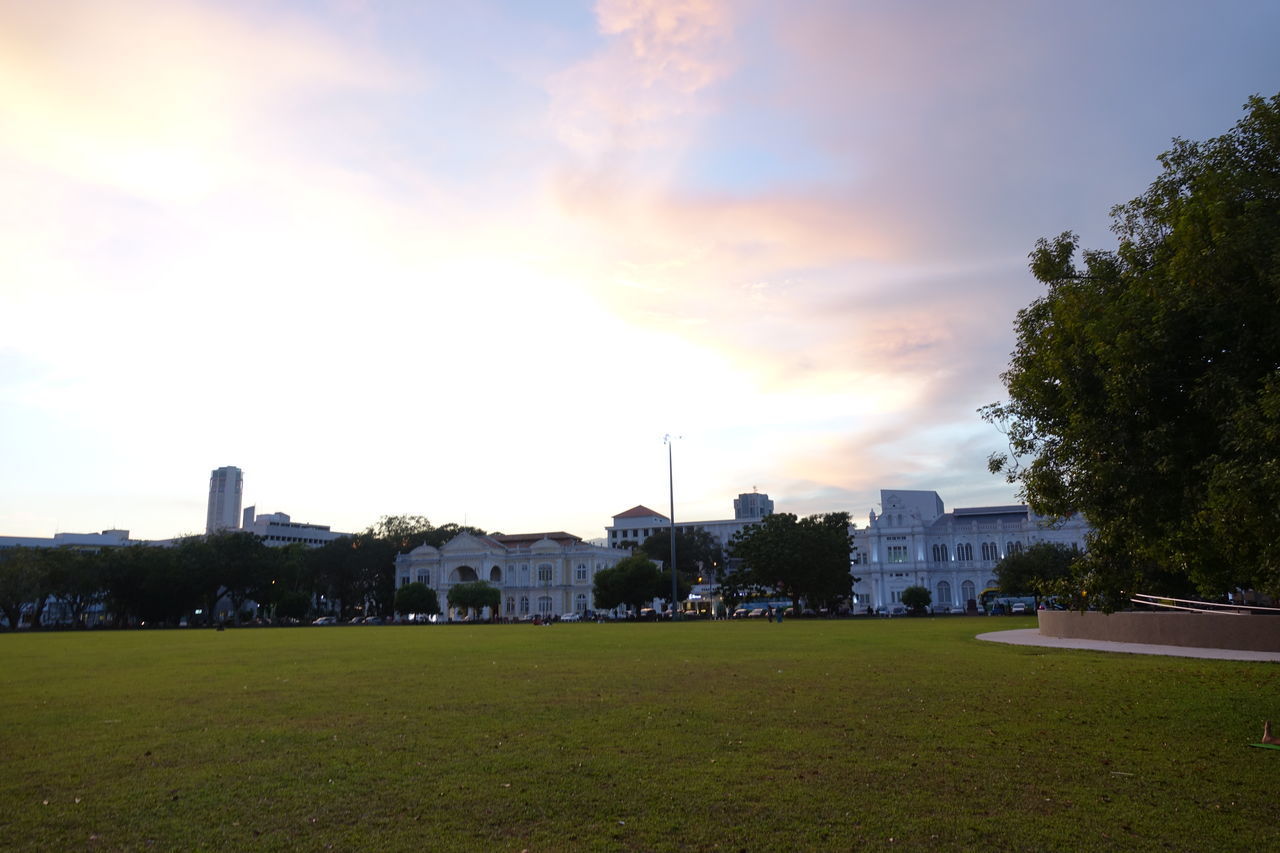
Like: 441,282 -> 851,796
241,508 -> 349,547
851,489 -> 1091,612
605,492 -> 774,552
733,491 -> 774,519
393,531 -> 632,618
0,529 -> 141,551
206,466 -> 243,535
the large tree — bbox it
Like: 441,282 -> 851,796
45,548 -> 104,627
984,94 -> 1280,602
592,554 -> 666,613
994,543 -> 1078,604
395,582 -> 440,617
447,581 -> 500,620
639,527 -> 724,581
0,546 -> 42,629
900,585 -> 931,615
728,512 -> 853,613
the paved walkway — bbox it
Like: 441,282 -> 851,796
977,627 -> 1280,662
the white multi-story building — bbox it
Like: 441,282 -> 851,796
0,529 -> 141,551
241,508 -> 349,547
851,489 -> 1091,612
393,531 -> 632,618
605,492 -> 774,552
206,466 -> 243,534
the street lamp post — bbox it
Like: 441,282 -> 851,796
665,434 -> 680,618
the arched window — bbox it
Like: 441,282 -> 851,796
961,580 -> 976,604
932,544 -> 949,562
1007,541 -> 1023,555
575,593 -> 588,613
537,596 -> 553,614
537,564 -> 553,583
981,542 -> 998,561
937,581 -> 952,605
490,566 -> 502,584
519,596 -> 529,615
957,543 -> 973,561
505,597 -> 515,614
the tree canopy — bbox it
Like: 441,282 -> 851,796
638,527 -> 724,581
728,512 -> 853,613
994,543 -> 1078,601
592,554 -> 666,613
900,585 -> 931,615
446,581 -> 500,619
984,94 -> 1280,602
394,581 -> 440,616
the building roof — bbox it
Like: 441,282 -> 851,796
493,532 -> 583,547
612,505 -> 669,521
953,505 -> 1029,517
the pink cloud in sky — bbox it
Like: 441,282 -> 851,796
547,0 -> 733,157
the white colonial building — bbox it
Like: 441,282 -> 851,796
393,531 -> 632,619
852,489 -> 1091,612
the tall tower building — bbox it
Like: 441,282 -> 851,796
733,490 -> 774,520
206,466 -> 243,535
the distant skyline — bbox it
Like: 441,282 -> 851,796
2,1 -> 1279,541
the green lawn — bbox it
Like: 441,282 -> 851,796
1,618 -> 1277,851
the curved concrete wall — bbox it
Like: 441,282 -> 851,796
1038,610 -> 1280,653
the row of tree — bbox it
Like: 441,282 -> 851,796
0,515 -> 485,629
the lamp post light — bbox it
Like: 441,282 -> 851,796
664,433 -> 680,619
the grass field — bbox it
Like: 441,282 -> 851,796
2,617 -> 1278,851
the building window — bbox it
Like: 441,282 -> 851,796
981,542 -> 997,561
957,543 -> 973,561
576,593 -> 587,613
1007,541 -> 1023,556
519,596 -> 529,615
937,580 -> 952,605
506,597 -> 515,614
932,544 -> 949,562
575,564 -> 588,582
961,580 -> 976,604
887,545 -> 908,563
417,571 -> 428,585
400,575 -> 409,587
538,564 -> 553,583
538,596 -> 553,614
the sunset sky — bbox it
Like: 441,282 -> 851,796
2,0 -> 1278,542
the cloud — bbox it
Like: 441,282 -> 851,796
0,0 -> 399,203
546,0 -> 733,159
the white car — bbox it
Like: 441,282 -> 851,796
1011,602 -> 1028,614
560,613 -> 582,622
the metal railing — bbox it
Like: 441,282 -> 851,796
1129,592 -> 1280,615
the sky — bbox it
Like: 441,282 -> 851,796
2,0 -> 1278,542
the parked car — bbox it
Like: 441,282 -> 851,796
363,616 -> 384,625
560,613 -> 582,622
312,616 -> 338,626
1011,602 -> 1028,614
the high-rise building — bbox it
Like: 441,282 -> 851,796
206,466 -> 243,535
733,491 -> 774,520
